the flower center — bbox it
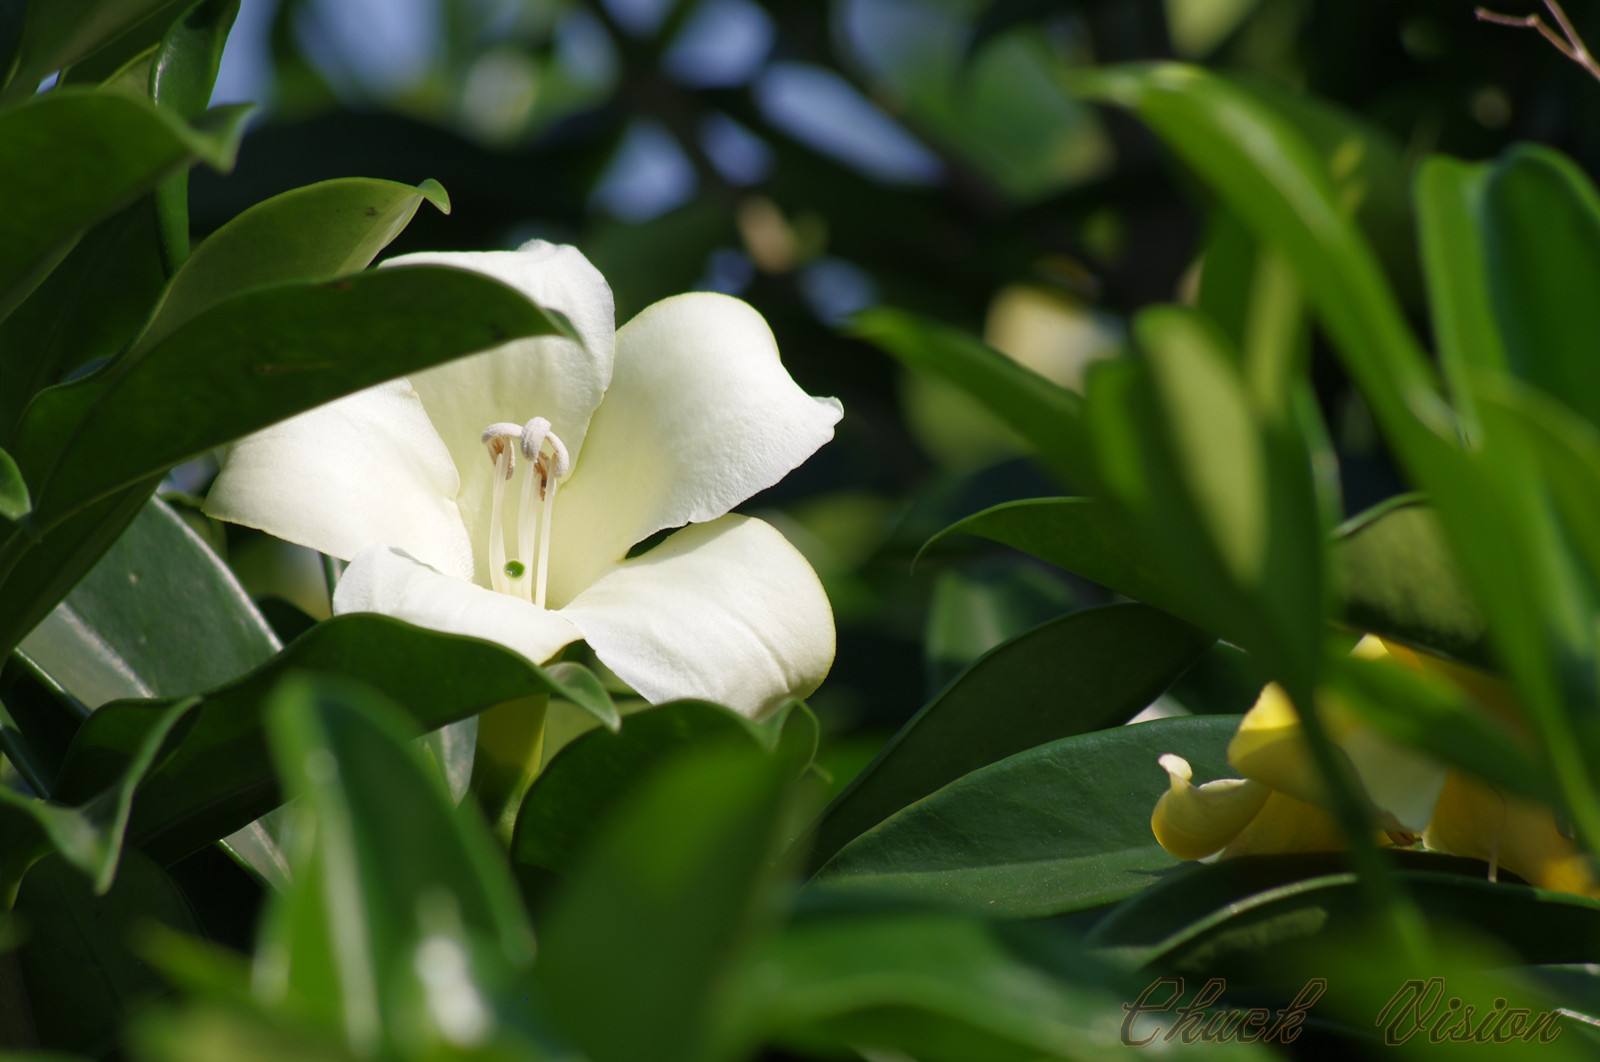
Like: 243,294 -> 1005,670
479,417 -> 570,607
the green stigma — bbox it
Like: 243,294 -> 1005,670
504,560 -> 526,579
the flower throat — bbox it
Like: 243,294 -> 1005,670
480,417 -> 569,606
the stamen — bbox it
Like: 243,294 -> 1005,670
536,474 -> 557,608
479,417 -> 569,605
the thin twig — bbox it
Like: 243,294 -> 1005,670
1477,0 -> 1600,81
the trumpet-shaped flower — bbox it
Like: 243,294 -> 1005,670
1151,636 -> 1597,895
205,240 -> 842,718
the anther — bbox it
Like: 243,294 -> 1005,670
480,422 -> 523,478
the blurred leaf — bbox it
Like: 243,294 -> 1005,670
0,447 -> 25,519
137,176 -> 451,352
130,1001 -> 356,1062
262,676 -> 537,1057
14,851 -> 201,1055
919,496 -> 1187,619
1329,650 -> 1548,802
512,698 -> 811,874
1335,496 -> 1487,664
0,696 -> 186,898
921,564 -> 1075,693
19,497 -> 278,710
809,604 -> 1209,871
736,905 -> 1249,1062
1088,306 -> 1325,685
0,90 -> 248,321
55,615 -> 615,862
1089,854 -> 1600,974
1483,144 -> 1600,435
854,307 -> 1091,486
10,264 -> 566,532
2,0 -> 189,100
533,744 -> 789,1062
813,715 -> 1238,917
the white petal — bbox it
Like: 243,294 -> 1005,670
205,380 -> 472,579
334,545 -> 582,666
546,293 -> 841,604
384,240 -> 616,587
559,515 -> 834,718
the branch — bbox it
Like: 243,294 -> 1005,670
1477,0 -> 1600,81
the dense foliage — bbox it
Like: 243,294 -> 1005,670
6,1 -> 1600,1058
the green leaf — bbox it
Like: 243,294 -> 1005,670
148,0 -> 238,119
54,615 -> 615,862
0,446 -> 26,520
0,696 -> 188,898
852,307 -> 1092,487
1088,854 -> 1600,973
918,496 -> 1191,622
1334,496 -> 1487,663
3,0 -> 189,99
1483,144 -> 1600,435
13,850 -> 202,1056
11,264 -> 565,532
263,676 -> 535,1056
808,604 -> 1209,871
533,744 -> 790,1062
737,907 -> 1235,1062
0,90 -> 248,321
512,698 -> 808,873
813,715 -> 1238,917
136,176 -> 451,352
19,497 -> 278,709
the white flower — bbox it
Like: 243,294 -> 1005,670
204,240 -> 842,718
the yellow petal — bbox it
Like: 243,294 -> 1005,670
1150,754 -> 1270,860
1424,773 -> 1598,897
1219,789 -> 1365,858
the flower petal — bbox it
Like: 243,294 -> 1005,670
1219,790 -> 1359,859
333,545 -> 582,666
1151,754 -> 1270,860
1424,773 -> 1597,897
546,293 -> 841,604
558,514 -> 834,718
205,380 -> 473,579
384,240 -> 616,587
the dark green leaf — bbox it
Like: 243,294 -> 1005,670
19,497 -> 278,709
512,698 -> 807,873
136,176 -> 451,352
12,264 -> 566,530
0,90 -> 248,320
534,744 -> 789,1062
809,604 -> 1209,870
1334,497 -> 1487,664
149,0 -> 238,119
853,307 -> 1091,487
55,615 -> 615,862
3,0 -> 189,99
813,715 -> 1238,917
13,851 -> 201,1056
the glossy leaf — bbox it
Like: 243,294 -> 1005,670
1334,497 -> 1487,664
809,603 -> 1209,870
853,307 -> 1092,486
12,264 -> 567,531
55,615 -> 616,861
136,176 -> 451,352
3,0 -> 189,99
13,851 -> 201,1056
513,698 -> 811,873
262,676 -> 536,1056
0,90 -> 248,320
813,715 -> 1238,917
19,496 -> 278,709
533,744 -> 790,1062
